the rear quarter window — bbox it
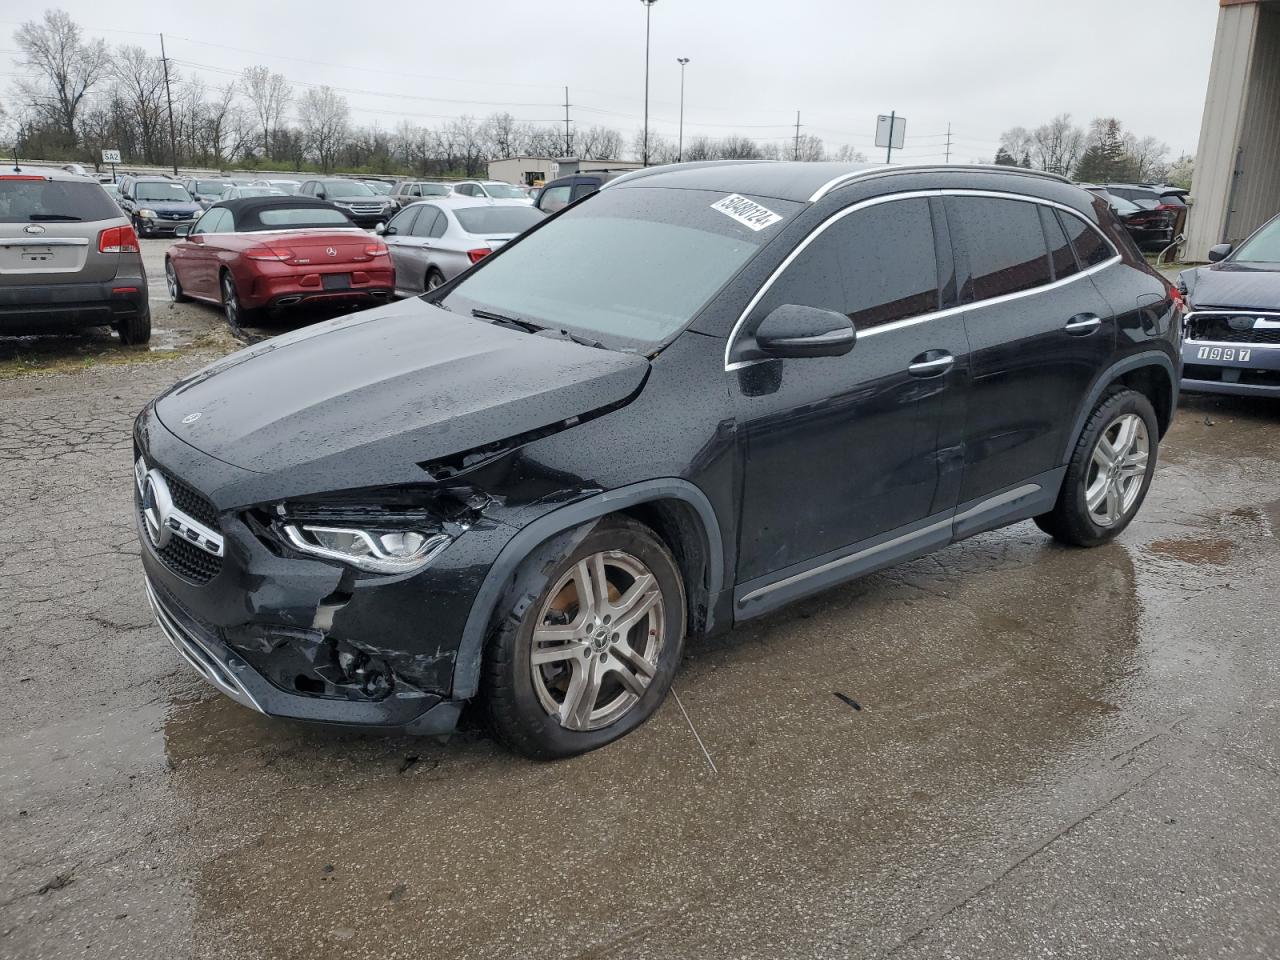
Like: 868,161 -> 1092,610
949,196 -> 1053,301
0,178 -> 121,223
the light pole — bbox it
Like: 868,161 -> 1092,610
677,57 -> 690,163
641,0 -> 658,166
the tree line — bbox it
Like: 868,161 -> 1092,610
995,114 -> 1193,188
4,10 -> 864,177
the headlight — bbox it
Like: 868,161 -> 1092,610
283,524 -> 450,574
137,208 -> 157,218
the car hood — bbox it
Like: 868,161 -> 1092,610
1183,263 -> 1280,310
153,298 -> 649,497
139,199 -> 201,214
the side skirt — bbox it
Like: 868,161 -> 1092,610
733,468 -> 1066,622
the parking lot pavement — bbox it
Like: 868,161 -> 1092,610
2,345 -> 1280,958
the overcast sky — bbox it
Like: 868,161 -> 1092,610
3,0 -> 1220,161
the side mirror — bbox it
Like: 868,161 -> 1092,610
375,222 -> 388,235
315,190 -> 326,200
1207,243 -> 1232,263
754,304 -> 856,359
175,223 -> 191,237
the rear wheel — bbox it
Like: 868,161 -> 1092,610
1035,388 -> 1158,546
220,271 -> 256,327
425,267 -> 446,292
115,307 -> 151,345
483,517 -> 686,758
165,258 -> 189,303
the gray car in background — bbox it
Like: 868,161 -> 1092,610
0,167 -> 150,343
380,197 -> 544,295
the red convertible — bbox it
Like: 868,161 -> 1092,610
164,196 -> 395,326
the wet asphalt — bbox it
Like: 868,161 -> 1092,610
3,246 -> 1280,958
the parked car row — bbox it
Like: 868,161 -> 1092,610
1080,182 -> 1189,252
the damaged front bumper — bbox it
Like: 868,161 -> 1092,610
134,407 -> 514,735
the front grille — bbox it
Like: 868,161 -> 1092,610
164,471 -> 219,527
347,203 -> 383,214
141,468 -> 223,584
1187,315 -> 1280,345
156,535 -> 222,584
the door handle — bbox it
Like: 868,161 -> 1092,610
907,352 -> 955,378
1065,313 -> 1102,335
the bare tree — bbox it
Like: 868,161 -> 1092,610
482,112 -> 521,159
14,9 -> 110,153
1124,134 -> 1169,182
831,143 -> 867,163
203,83 -> 252,166
577,125 -> 624,160
1030,114 -> 1084,176
298,85 -> 349,172
112,45 -> 169,164
241,65 -> 291,160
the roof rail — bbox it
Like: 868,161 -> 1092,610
809,163 -> 1073,202
601,158 -> 775,191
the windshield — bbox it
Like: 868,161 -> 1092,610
483,183 -> 526,199
195,181 -> 228,195
324,180 -> 375,197
421,183 -> 452,196
442,187 -> 796,350
455,205 -> 545,235
0,178 -> 121,222
365,182 -> 391,194
1233,216 -> 1280,264
236,187 -> 282,197
135,182 -> 193,202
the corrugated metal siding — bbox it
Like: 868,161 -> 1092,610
1185,3 -> 1260,260
1231,7 -> 1280,245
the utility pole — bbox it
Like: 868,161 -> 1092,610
945,122 -> 953,164
676,58 -> 689,163
159,34 -> 178,176
794,111 -> 801,161
641,0 -> 657,165
563,86 -> 572,156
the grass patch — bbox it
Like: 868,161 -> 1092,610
0,328 -> 236,381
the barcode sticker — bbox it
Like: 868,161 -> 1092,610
710,194 -> 782,232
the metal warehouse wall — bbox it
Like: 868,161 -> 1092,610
1186,0 -> 1280,260
1232,6 -> 1280,247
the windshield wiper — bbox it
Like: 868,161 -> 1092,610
472,308 -> 544,334
28,213 -> 82,221
544,328 -> 605,349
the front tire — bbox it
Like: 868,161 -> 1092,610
1035,388 -> 1158,547
483,517 -> 686,759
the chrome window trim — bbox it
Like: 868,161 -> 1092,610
724,189 -> 1120,372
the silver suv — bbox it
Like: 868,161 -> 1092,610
0,167 -> 151,343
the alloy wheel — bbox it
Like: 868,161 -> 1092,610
221,275 -> 238,325
1085,413 -> 1149,527
530,550 -> 666,731
165,260 -> 178,301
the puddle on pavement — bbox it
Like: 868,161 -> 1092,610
1146,536 -> 1234,566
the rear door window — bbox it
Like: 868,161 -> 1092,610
410,208 -> 439,238
950,196 -> 1053,301
1041,207 -> 1080,281
1060,212 -> 1114,267
570,179 -> 599,201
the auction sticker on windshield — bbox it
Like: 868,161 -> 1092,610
711,194 -> 782,232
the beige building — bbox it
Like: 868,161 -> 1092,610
1185,0 -> 1280,260
487,156 -> 643,186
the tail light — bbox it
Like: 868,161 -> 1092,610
364,243 -> 388,258
247,244 -> 295,262
1156,202 -> 1181,211
467,247 -> 492,264
98,224 -> 139,254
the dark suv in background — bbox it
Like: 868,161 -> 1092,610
298,178 -> 396,227
118,176 -> 201,238
534,171 -> 627,213
133,161 -> 1179,757
1,167 -> 150,343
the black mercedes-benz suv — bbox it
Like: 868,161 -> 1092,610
133,161 -> 1181,757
